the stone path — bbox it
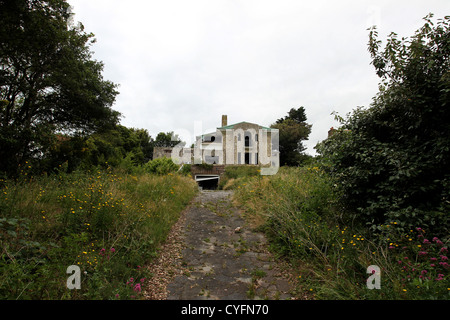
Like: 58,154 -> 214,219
144,190 -> 295,300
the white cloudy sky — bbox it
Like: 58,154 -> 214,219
69,0 -> 449,155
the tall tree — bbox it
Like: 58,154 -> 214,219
271,107 -> 311,166
0,0 -> 120,175
153,131 -> 182,148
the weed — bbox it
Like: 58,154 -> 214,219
233,166 -> 450,300
0,168 -> 197,299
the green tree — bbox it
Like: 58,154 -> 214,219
131,128 -> 154,162
276,107 -> 308,124
153,131 -> 182,149
63,126 -> 153,169
271,107 -> 312,166
0,0 -> 120,176
317,14 -> 450,235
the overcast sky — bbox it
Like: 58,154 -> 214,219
69,0 -> 449,155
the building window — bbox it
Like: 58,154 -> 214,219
238,152 -> 241,164
245,136 -> 250,147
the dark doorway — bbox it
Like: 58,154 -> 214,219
198,178 -> 219,190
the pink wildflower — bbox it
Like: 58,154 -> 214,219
435,274 -> 444,281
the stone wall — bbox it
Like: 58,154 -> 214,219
190,164 -> 226,177
153,147 -> 173,159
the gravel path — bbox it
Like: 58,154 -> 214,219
144,190 -> 295,300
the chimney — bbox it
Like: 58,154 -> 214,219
221,115 -> 227,127
328,127 -> 336,138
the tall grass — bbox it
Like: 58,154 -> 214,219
218,165 -> 260,190
0,165 -> 197,299
233,166 -> 449,300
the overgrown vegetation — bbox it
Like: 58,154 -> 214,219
0,0 -> 120,176
233,15 -> 450,300
0,0 -> 200,300
234,166 -> 449,299
270,107 -> 312,166
218,165 -> 260,190
1,0 -> 449,301
0,166 -> 197,299
316,14 -> 450,236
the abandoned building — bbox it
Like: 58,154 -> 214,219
197,115 -> 278,165
153,115 -> 279,189
152,147 -> 173,159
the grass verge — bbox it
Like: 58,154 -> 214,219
232,166 -> 449,300
0,166 -> 197,299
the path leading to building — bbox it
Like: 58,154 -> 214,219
144,190 -> 296,300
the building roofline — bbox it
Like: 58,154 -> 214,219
217,121 -> 274,131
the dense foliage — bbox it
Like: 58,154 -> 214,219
233,167 -> 449,300
316,15 -> 450,236
271,107 -> 312,166
0,0 -> 120,176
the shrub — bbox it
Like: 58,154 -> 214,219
144,157 -> 179,175
387,228 -> 449,299
316,15 -> 450,235
233,166 -> 449,299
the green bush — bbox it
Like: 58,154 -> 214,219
316,15 -> 450,235
178,164 -> 192,177
144,157 -> 179,175
233,166 -> 450,300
